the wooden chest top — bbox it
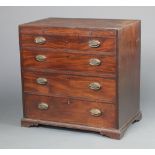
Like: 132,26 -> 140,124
20,17 -> 139,29
19,18 -> 140,38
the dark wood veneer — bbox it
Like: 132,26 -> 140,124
21,34 -> 116,52
23,71 -> 116,103
117,21 -> 141,128
19,18 -> 141,139
24,94 -> 117,128
22,50 -> 116,74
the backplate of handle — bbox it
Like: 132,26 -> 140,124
34,36 -> 46,44
90,108 -> 102,117
38,102 -> 49,110
35,55 -> 47,62
36,77 -> 48,85
89,82 -> 101,90
89,58 -> 101,66
88,40 -> 100,48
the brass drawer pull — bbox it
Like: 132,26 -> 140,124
34,36 -> 46,44
88,40 -> 100,48
89,82 -> 101,90
38,102 -> 49,110
90,108 -> 102,117
36,78 -> 48,85
89,58 -> 101,66
35,55 -> 47,62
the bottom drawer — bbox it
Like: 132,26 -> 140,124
24,94 -> 117,128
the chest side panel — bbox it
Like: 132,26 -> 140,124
117,21 -> 141,128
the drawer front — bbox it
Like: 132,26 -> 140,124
23,71 -> 116,103
24,94 -> 117,128
22,50 -> 116,74
21,34 -> 116,52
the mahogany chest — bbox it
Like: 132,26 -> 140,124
19,18 -> 141,139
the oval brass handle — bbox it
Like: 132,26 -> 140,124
34,36 -> 46,44
88,40 -> 100,48
90,108 -> 102,117
89,82 -> 101,90
89,58 -> 101,66
38,102 -> 49,110
35,55 -> 47,62
36,78 -> 47,85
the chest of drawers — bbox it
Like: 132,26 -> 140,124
19,18 -> 141,139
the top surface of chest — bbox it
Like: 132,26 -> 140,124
19,18 -> 140,37
20,17 -> 139,29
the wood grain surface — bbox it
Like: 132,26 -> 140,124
117,20 -> 141,128
23,71 -> 116,103
21,49 -> 116,74
21,34 -> 116,52
19,18 -> 141,139
24,93 -> 117,128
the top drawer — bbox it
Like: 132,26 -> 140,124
20,34 -> 116,52
19,27 -> 116,52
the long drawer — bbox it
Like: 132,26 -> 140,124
23,71 -> 116,103
24,94 -> 117,128
21,50 -> 116,75
20,34 -> 116,52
